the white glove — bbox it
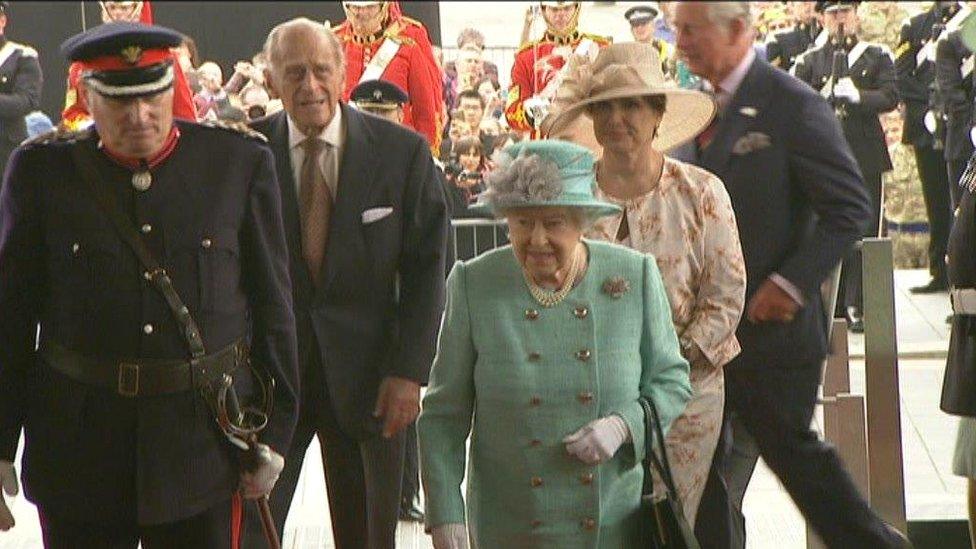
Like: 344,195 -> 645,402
0,461 -> 18,531
970,126 -> 976,147
239,443 -> 284,500
431,523 -> 469,549
563,415 -> 631,465
833,77 -> 861,103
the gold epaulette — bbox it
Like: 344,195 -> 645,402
200,120 -> 268,143
381,20 -> 416,46
399,15 -> 424,29
24,125 -> 93,146
581,33 -> 612,45
517,40 -> 539,54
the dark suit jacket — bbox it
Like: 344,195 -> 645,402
251,105 -> 449,439
0,121 -> 299,524
936,29 -> 975,161
673,58 -> 871,367
793,40 -> 899,178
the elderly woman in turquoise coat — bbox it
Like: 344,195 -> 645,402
418,139 -> 692,549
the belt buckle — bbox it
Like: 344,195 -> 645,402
118,362 -> 140,397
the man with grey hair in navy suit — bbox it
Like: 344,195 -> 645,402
671,2 -> 911,548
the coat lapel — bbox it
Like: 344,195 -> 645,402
701,58 -> 773,176
316,104 -> 378,302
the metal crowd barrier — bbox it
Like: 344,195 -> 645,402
810,238 -> 908,548
450,218 -> 509,261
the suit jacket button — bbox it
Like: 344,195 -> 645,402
143,323 -> 154,335
201,238 -> 213,248
574,306 -> 589,319
576,349 -> 591,361
529,396 -> 542,406
581,517 -> 596,530
578,391 -> 594,404
580,472 -> 594,485
525,308 -> 540,320
530,476 -> 543,487
528,351 -> 541,361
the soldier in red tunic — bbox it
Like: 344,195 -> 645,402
504,1 -> 610,138
60,1 -> 196,130
334,1 -> 444,154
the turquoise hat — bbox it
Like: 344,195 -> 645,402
471,139 -> 621,219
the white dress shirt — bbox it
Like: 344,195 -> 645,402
287,107 -> 344,199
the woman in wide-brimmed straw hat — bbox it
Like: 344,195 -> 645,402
418,139 -> 692,548
548,41 -> 748,527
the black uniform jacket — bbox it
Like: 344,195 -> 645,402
794,38 -> 899,178
897,2 -> 966,147
766,21 -> 821,71
936,29 -> 975,161
0,120 -> 299,525
0,37 -> 41,165
251,105 -> 450,440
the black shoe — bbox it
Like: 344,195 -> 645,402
909,278 -> 948,294
399,502 -> 425,522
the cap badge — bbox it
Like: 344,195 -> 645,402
373,89 -> 383,100
120,45 -> 143,65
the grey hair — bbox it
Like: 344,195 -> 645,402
702,1 -> 753,30
263,17 -> 345,74
482,151 -> 563,209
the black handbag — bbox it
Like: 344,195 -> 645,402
941,317 -> 976,417
639,396 -> 701,549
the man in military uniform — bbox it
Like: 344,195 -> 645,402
896,1 -> 968,294
625,5 -> 675,79
883,111 -> 931,269
766,1 -> 824,71
61,1 -> 197,130
937,23 -> 975,209
505,1 -> 610,137
0,23 -> 298,546
793,0 -> 898,332
333,1 -> 444,155
0,2 -> 40,177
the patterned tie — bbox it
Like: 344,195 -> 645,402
299,137 -> 333,287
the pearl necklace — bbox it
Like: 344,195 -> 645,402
523,244 -> 586,308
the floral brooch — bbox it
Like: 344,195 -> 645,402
602,276 -> 630,299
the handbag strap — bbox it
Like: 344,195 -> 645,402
69,144 -> 206,360
640,396 -> 681,498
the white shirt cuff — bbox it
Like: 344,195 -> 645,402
769,273 -> 805,306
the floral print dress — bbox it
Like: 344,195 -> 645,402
588,156 -> 747,524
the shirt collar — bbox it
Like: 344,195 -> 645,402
716,47 -> 755,99
288,106 -> 343,150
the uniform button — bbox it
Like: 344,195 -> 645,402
140,223 -> 152,234
576,349 -> 591,361
529,439 -> 542,447
580,472 -> 594,485
578,391 -> 594,404
201,238 -> 213,249
142,323 -> 154,335
530,476 -> 543,488
71,242 -> 80,254
143,271 -> 152,281
946,254 -> 951,265
531,519 -> 543,528
528,351 -> 541,361
529,396 -> 542,406
955,207 -> 961,218
574,306 -> 589,319
525,308 -> 540,320
581,517 -> 596,530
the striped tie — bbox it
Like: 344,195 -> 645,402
299,138 -> 333,287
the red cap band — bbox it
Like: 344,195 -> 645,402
80,46 -> 171,73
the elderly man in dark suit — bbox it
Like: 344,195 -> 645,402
248,17 -> 450,549
671,2 -> 910,548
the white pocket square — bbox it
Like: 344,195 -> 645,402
362,206 -> 394,224
732,132 -> 772,155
